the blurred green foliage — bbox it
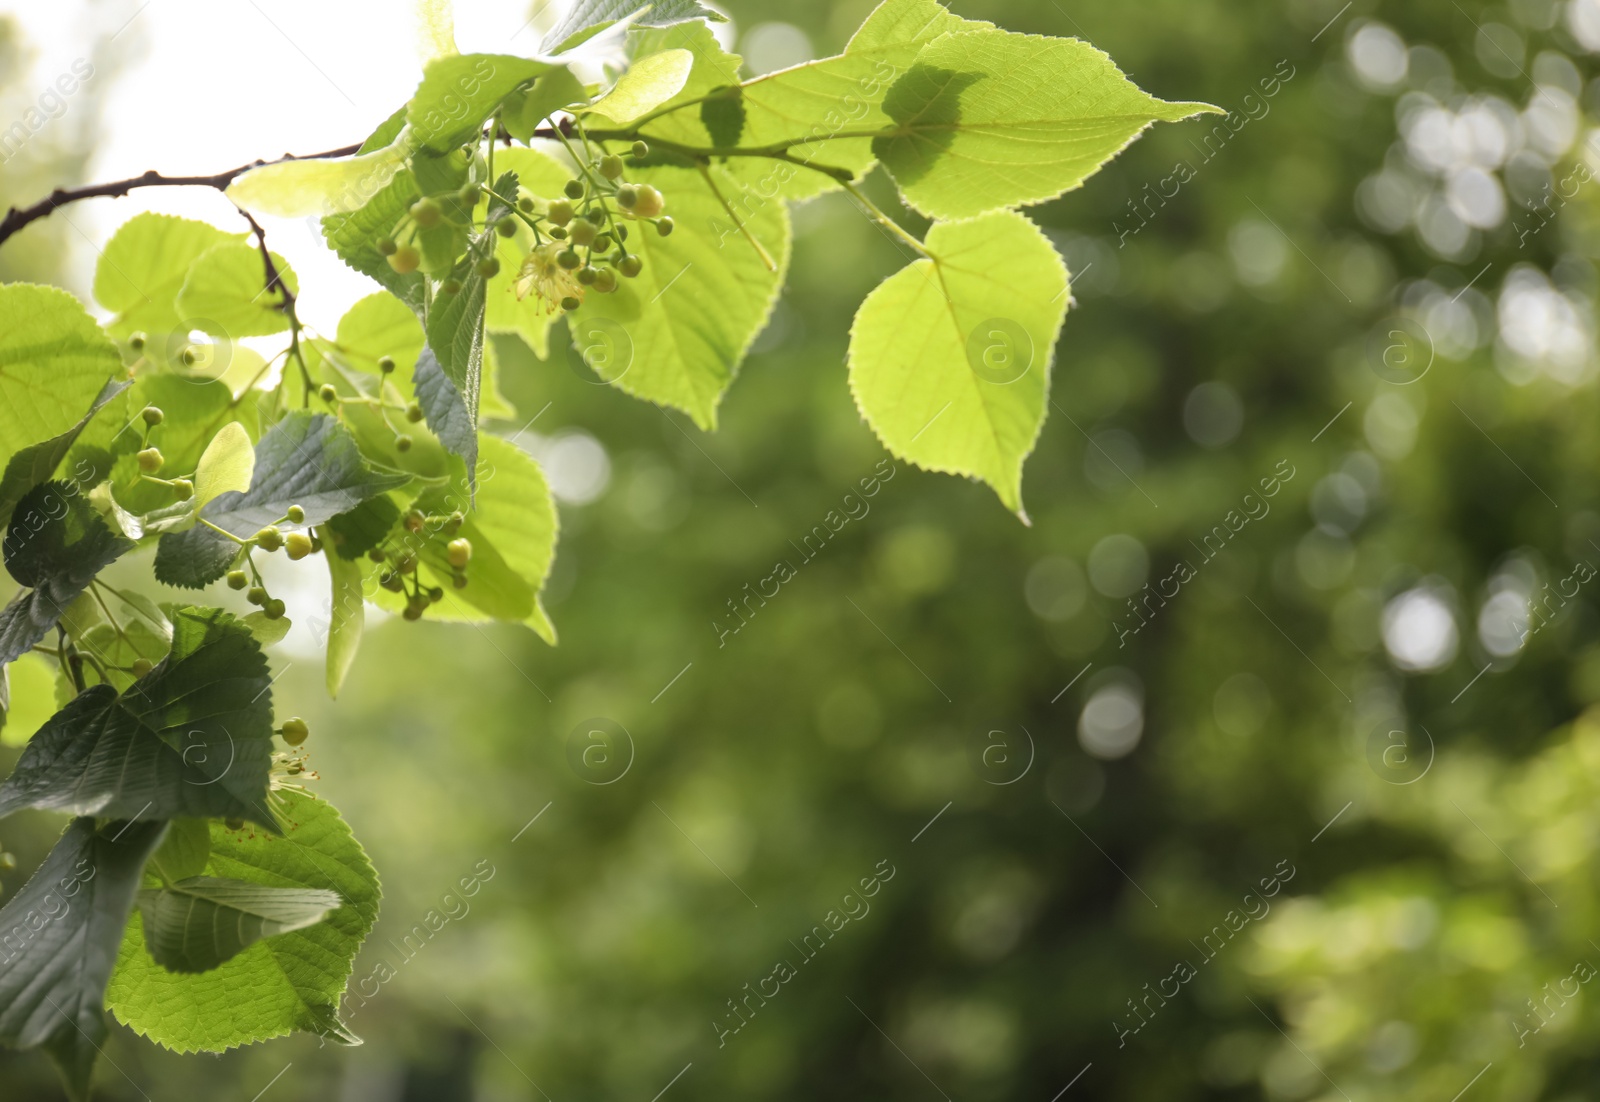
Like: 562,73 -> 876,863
9,0 -> 1600,1098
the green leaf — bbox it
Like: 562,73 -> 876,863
0,607 -> 278,828
544,0 -> 724,53
0,481 -> 133,666
380,435 -> 558,641
0,377 -> 128,530
413,347 -> 478,479
502,67 -> 586,141
108,789 -> 382,1052
325,495 -> 401,561
154,413 -> 410,588
333,291 -> 426,381
110,374 -> 253,518
93,214 -> 244,337
321,522 -> 364,698
570,164 -> 790,428
192,422 -> 256,510
137,876 -> 342,973
629,23 -> 745,149
0,284 -> 123,483
588,49 -> 695,124
408,54 -> 550,155
75,590 -> 173,694
225,142 -> 410,218
149,817 -> 211,882
0,817 -> 167,1102
321,120 -> 428,313
874,29 -> 1221,219
175,241 -> 297,338
241,610 -> 291,647
847,210 -> 1068,518
0,651 -> 56,746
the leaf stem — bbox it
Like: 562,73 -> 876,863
842,181 -> 930,259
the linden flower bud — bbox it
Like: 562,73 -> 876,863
547,198 -> 574,226
477,256 -> 501,279
593,267 -> 618,294
281,717 -> 309,746
140,405 -> 164,427
563,179 -> 585,200
518,196 -> 535,213
389,246 -> 421,274
615,184 -> 638,210
137,447 -> 164,474
406,402 -> 424,423
128,332 -> 147,351
632,140 -> 650,158
632,185 -> 665,219
447,538 -> 473,568
377,236 -> 398,256
246,586 -> 268,605
378,355 -> 396,373
569,220 -> 598,248
411,197 -> 442,228
226,569 -> 249,590
170,478 -> 193,501
131,658 -> 154,678
441,279 -> 462,296
285,532 -> 315,560
286,504 -> 306,523
396,434 -> 414,452
264,598 -> 287,620
619,255 -> 644,279
657,216 -> 675,237
179,346 -> 198,368
458,183 -> 481,206
319,383 -> 338,403
599,154 -> 625,180
255,525 -> 283,552
495,217 -> 517,238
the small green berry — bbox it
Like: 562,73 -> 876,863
657,216 -> 675,237
577,267 -> 598,286
593,268 -> 618,294
378,355 -> 395,373
368,548 -> 387,563
429,586 -> 445,603
403,601 -> 425,622
128,332 -> 147,351
558,249 -> 581,271
593,234 -> 614,252
281,717 -> 309,746
599,154 -> 625,180
563,179 -> 585,200
130,658 -> 154,678
379,570 -> 403,592
458,183 -> 481,206
404,509 -> 426,533
285,531 -> 315,561
137,447 -> 164,474
569,220 -> 597,248
226,569 -> 249,590
495,217 -> 517,238
255,525 -> 283,552
441,278 -> 462,296
264,598 -> 287,620
171,478 -> 193,501
586,208 -> 607,225
389,245 -> 421,274
319,383 -> 338,403
561,296 -> 581,312
616,184 -> 638,209
619,255 -> 644,279
247,586 -> 268,606
396,552 -> 418,575
632,140 -> 649,158
549,226 -> 568,240
396,434 -> 413,452
377,236 -> 398,256
140,405 -> 164,427
615,224 -> 629,242
453,573 -> 469,589
518,196 -> 535,213
411,197 -> 442,228
477,256 -> 501,279
547,198 -> 574,226
406,402 -> 424,423
286,504 -> 305,524
447,537 -> 473,568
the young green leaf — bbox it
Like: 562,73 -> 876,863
587,48 -> 695,124
0,817 -> 168,1102
192,422 -> 256,510
847,210 -> 1068,519
502,67 -> 587,141
321,116 -> 428,313
137,877 -> 342,973
0,284 -> 123,482
0,377 -> 129,530
226,141 -> 410,218
408,54 -> 550,154
334,292 -> 426,383
325,495 -> 401,561
0,607 -> 278,828
155,413 -> 410,588
175,241 -> 297,338
627,22 -> 745,150
543,0 -> 725,53
108,789 -> 381,1052
570,164 -> 791,429
874,29 -> 1222,219
0,481 -> 133,666
413,346 -> 478,479
93,214 -> 243,337
321,522 -> 364,697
